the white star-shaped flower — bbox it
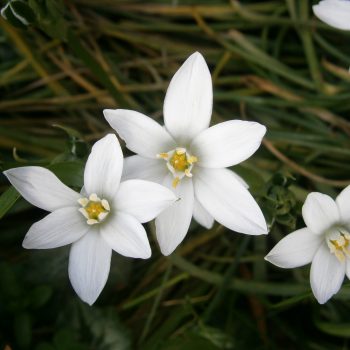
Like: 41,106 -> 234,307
265,187 -> 350,304
313,0 -> 350,30
4,134 -> 176,305
104,52 -> 268,256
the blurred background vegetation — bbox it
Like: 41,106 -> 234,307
1,0 -> 350,349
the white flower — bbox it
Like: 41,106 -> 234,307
103,52 -> 268,256
4,134 -> 176,305
313,0 -> 350,30
265,187 -> 350,304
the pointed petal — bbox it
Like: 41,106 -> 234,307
69,230 -> 112,305
191,120 -> 266,168
310,243 -> 345,304
265,228 -> 322,268
231,171 -> 249,189
101,212 -> 151,259
313,0 -> 350,30
193,199 -> 214,229
122,155 -> 167,184
194,168 -> 267,235
23,207 -> 88,249
302,192 -> 339,235
4,166 -> 80,212
104,109 -> 175,158
336,185 -> 350,224
155,176 -> 194,256
116,179 -> 177,223
84,134 -> 123,199
164,52 -> 213,142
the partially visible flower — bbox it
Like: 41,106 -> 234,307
313,0 -> 350,30
265,186 -> 350,304
104,52 -> 268,256
4,134 -> 176,305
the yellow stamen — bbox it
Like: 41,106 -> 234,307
184,169 -> 192,177
188,156 -> 198,164
85,202 -> 106,220
172,177 -> 180,188
329,233 -> 350,262
157,152 -> 169,159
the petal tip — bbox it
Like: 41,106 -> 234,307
22,239 -> 30,249
81,294 -> 97,306
102,108 -> 115,121
142,250 -> 152,259
160,245 -> 175,256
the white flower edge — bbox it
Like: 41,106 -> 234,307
313,0 -> 350,30
4,134 -> 177,305
104,52 -> 268,256
265,186 -> 350,304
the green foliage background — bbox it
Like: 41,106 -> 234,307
1,0 -> 350,349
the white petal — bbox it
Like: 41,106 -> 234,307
231,171 -> 249,189
4,166 -> 80,212
122,155 -> 167,184
155,176 -> 194,256
302,192 -> 340,235
100,212 -> 151,259
191,120 -> 266,168
194,168 -> 267,235
193,199 -> 214,229
164,52 -> 213,142
104,109 -> 175,158
69,229 -> 112,305
84,134 -> 123,199
116,179 -> 177,223
23,207 -> 88,249
346,260 -> 350,280
313,0 -> 350,30
310,243 -> 345,304
265,228 -> 322,268
336,185 -> 350,224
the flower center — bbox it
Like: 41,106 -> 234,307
326,227 -> 350,262
78,193 -> 110,225
157,147 -> 198,188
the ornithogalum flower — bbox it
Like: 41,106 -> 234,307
104,52 -> 268,256
4,134 -> 176,305
265,187 -> 350,304
313,0 -> 350,30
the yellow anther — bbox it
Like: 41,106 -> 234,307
329,232 -> 350,262
184,169 -> 192,177
157,153 -> 169,159
188,156 -> 198,164
172,177 -> 180,188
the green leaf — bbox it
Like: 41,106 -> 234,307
53,329 -> 86,350
14,312 -> 32,348
79,305 -> 132,350
316,321 -> 350,338
28,285 -> 53,309
10,0 -> 36,24
48,161 -> 84,189
1,2 -> 27,28
162,333 -> 220,350
0,186 -> 20,220
0,262 -> 21,299
35,343 -> 55,350
28,0 -> 67,39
